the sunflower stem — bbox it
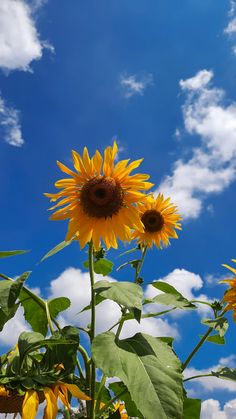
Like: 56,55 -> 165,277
116,245 -> 148,340
45,301 -> 54,334
182,327 -> 213,370
88,240 -> 96,419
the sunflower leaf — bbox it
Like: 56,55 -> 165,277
199,334 -> 225,345
0,250 -> 30,259
19,288 -> 48,336
212,367 -> 236,381
92,332 -> 183,419
0,272 -> 30,331
109,381 -> 143,418
201,317 -> 229,337
94,281 -> 143,310
48,297 -> 71,318
94,259 -> 114,276
40,240 -> 73,263
183,398 -> 201,419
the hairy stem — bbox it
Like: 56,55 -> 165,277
88,240 -> 96,419
182,327 -> 213,370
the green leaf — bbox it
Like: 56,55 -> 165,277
199,334 -> 225,345
201,317 -> 229,337
40,240 -> 73,262
80,294 -> 106,313
19,289 -> 48,336
109,381 -> 143,418
94,281 -> 143,310
92,332 -> 183,419
18,331 -> 45,358
158,337 -> 174,346
94,259 -> 114,276
212,367 -> 236,381
183,398 -> 201,419
151,281 -> 181,295
117,247 -> 139,258
42,326 -> 80,372
148,293 -> 196,310
0,250 -> 30,259
116,259 -> 141,272
148,281 -> 196,310
48,297 -> 71,318
0,272 -> 29,331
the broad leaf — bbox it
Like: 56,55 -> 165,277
42,326 -> 80,371
84,258 -> 114,276
109,381 -> 143,418
94,259 -> 114,276
148,281 -> 196,310
18,331 -> 44,358
183,398 -> 201,419
212,367 -> 236,381
201,317 -> 228,337
80,294 -> 106,313
40,240 -> 73,262
0,272 -> 30,331
94,281 -> 143,310
19,288 -> 48,336
199,334 -> 225,345
0,250 -> 29,259
48,297 -> 71,318
148,293 -> 196,310
92,332 -> 183,419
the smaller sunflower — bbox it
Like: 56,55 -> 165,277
132,193 -> 182,248
221,259 -> 236,321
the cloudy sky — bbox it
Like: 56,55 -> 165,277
1,0 -> 236,417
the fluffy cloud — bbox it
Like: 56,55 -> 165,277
120,73 -> 153,98
0,0 -> 51,71
159,70 -> 236,219
0,307 -> 29,347
145,268 -> 212,316
185,355 -> 236,393
49,267 -> 179,339
201,399 -> 236,419
0,95 -> 24,146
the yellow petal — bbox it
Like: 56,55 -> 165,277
43,387 -> 58,419
22,390 -> 39,419
61,382 -> 91,400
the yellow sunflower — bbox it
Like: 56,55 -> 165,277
132,193 -> 182,248
45,142 -> 153,250
221,259 -> 236,321
22,382 -> 90,419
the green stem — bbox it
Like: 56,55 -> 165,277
95,374 -> 107,413
182,327 -> 213,370
116,245 -> 148,340
96,389 -> 127,418
76,359 -> 85,382
45,301 -> 54,334
183,373 -> 213,383
88,240 -> 96,419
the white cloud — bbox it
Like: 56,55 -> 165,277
48,267 -> 179,339
0,95 -> 24,146
145,268 -> 212,317
185,355 -> 236,393
120,73 -> 153,98
0,307 -> 29,347
0,0 -> 51,71
201,399 -> 236,419
159,70 -> 236,219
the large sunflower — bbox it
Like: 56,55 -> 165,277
132,193 -> 182,248
45,142 -> 153,250
221,259 -> 236,321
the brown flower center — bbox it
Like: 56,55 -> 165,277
80,176 -> 124,218
141,209 -> 164,232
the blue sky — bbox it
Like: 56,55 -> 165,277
1,0 -> 236,417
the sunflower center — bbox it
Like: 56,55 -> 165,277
80,176 -> 124,218
141,209 -> 164,232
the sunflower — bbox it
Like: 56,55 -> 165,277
45,142 -> 153,250
221,259 -> 236,321
22,381 -> 90,419
132,193 -> 182,248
